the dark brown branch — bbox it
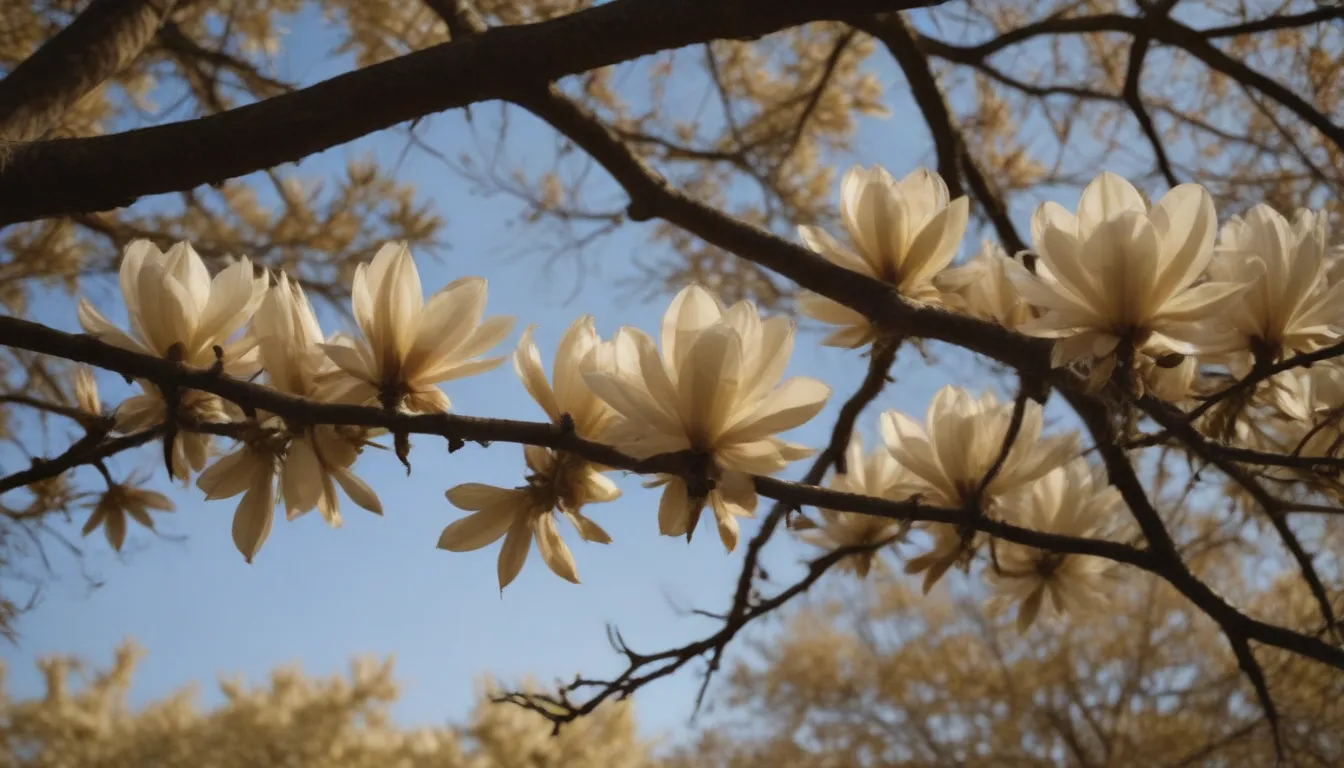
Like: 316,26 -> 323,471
0,0 -> 944,225
917,14 -> 1344,156
0,0 -> 178,142
5,312 -> 1342,675
0,428 -> 162,494
1121,34 -> 1179,188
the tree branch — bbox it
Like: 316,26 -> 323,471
0,0 -> 178,142
3,313 -> 1341,675
0,0 -> 944,225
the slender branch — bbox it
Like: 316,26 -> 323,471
0,0 -> 945,224
4,313 -> 1342,675
0,0 -> 178,141
856,13 -> 1029,256
0,428 -> 163,495
693,335 -> 902,711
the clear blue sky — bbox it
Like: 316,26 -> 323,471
0,6 -> 1136,741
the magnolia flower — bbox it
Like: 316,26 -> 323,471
882,386 -> 1077,591
1207,206 -> 1344,364
797,435 -> 920,578
990,460 -> 1119,631
798,165 -> 969,348
1010,173 -> 1244,387
81,481 -> 175,552
318,242 -> 514,413
196,430 -> 284,563
78,240 -> 267,477
73,365 -> 101,416
881,386 -> 1077,508
935,240 -> 1033,329
439,445 -> 617,590
440,322 -> 622,588
583,285 -> 828,551
513,317 -> 612,439
253,275 -> 382,526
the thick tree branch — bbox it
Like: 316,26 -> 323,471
0,0 -> 943,225
0,0 -> 178,142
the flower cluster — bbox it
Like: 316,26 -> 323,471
64,163 -> 1342,628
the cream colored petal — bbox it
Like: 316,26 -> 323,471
77,298 -> 148,354
565,509 -> 613,543
514,325 -> 560,421
553,315 -> 600,419
1153,281 -> 1248,325
164,242 -> 212,312
195,257 -> 263,354
798,224 -> 875,277
319,342 -> 377,383
331,465 -> 382,514
1150,183 -> 1217,302
137,261 -> 197,357
658,478 -> 691,537
719,377 -> 830,445
118,240 -> 154,338
1076,171 -> 1146,236
716,440 -> 789,474
902,196 -> 969,287
446,483 -> 519,511
351,264 -> 376,347
579,470 -> 622,504
677,324 -> 742,443
232,476 -> 275,563
533,513 -> 580,584
438,508 -> 515,551
405,277 -> 487,372
497,518 -> 532,590
281,437 -> 324,517
709,491 -> 741,553
197,450 -> 261,500
661,284 -> 725,376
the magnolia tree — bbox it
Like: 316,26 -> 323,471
2,0 -> 1344,761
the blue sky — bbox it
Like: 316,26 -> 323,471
0,6 -> 1139,742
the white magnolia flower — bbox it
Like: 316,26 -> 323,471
882,386 -> 1078,591
78,240 -> 267,477
318,242 -> 514,412
798,434 -> 921,578
513,317 -> 613,439
583,285 -> 828,551
440,320 -> 622,588
253,275 -> 382,527
1207,205 -> 1344,363
798,165 -> 969,348
990,459 -> 1119,631
81,480 -> 175,552
935,240 -> 1033,329
439,445 -> 617,590
1011,173 -> 1244,384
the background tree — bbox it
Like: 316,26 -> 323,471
1,0 -> 1343,762
0,642 -> 650,767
